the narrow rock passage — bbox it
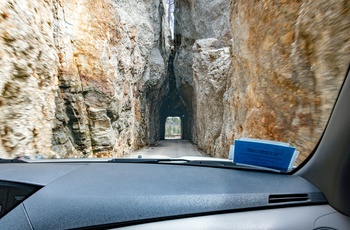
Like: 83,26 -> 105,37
126,140 -> 204,158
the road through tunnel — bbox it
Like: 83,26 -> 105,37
147,51 -> 195,144
159,52 -> 194,142
145,0 -> 196,146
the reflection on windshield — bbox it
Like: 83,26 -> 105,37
0,0 -> 349,166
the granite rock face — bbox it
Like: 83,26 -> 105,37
192,39 -> 231,157
0,0 -> 59,158
0,0 -> 170,158
173,0 -> 232,144
181,0 -> 350,163
1,0 -> 349,163
225,0 -> 350,163
53,0 -> 172,158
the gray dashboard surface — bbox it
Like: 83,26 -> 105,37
2,163 -> 325,229
0,163 -> 85,185
118,205 -> 350,230
0,204 -> 32,230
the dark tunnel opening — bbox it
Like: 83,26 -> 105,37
146,49 -> 195,145
145,0 -> 196,145
159,52 -> 192,141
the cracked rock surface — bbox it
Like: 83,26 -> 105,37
1,0 -> 170,158
1,0 -> 349,164
174,0 -> 350,163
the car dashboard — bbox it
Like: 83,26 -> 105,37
1,162 -> 349,229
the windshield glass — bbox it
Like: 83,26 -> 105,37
0,0 -> 349,170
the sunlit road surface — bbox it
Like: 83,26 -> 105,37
126,139 -> 204,158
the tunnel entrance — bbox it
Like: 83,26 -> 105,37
146,1 -> 196,145
165,116 -> 182,139
146,50 -> 195,144
158,52 -> 194,142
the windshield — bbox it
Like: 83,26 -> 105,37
0,0 -> 349,170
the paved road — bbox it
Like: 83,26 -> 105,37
126,139 -> 204,158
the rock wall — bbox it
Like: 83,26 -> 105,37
174,0 -> 231,144
226,0 -> 350,163
0,0 -> 170,159
185,0 -> 350,163
0,0 -> 58,158
2,0 -> 349,163
192,39 -> 231,157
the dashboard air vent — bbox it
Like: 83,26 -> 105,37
269,194 -> 310,204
